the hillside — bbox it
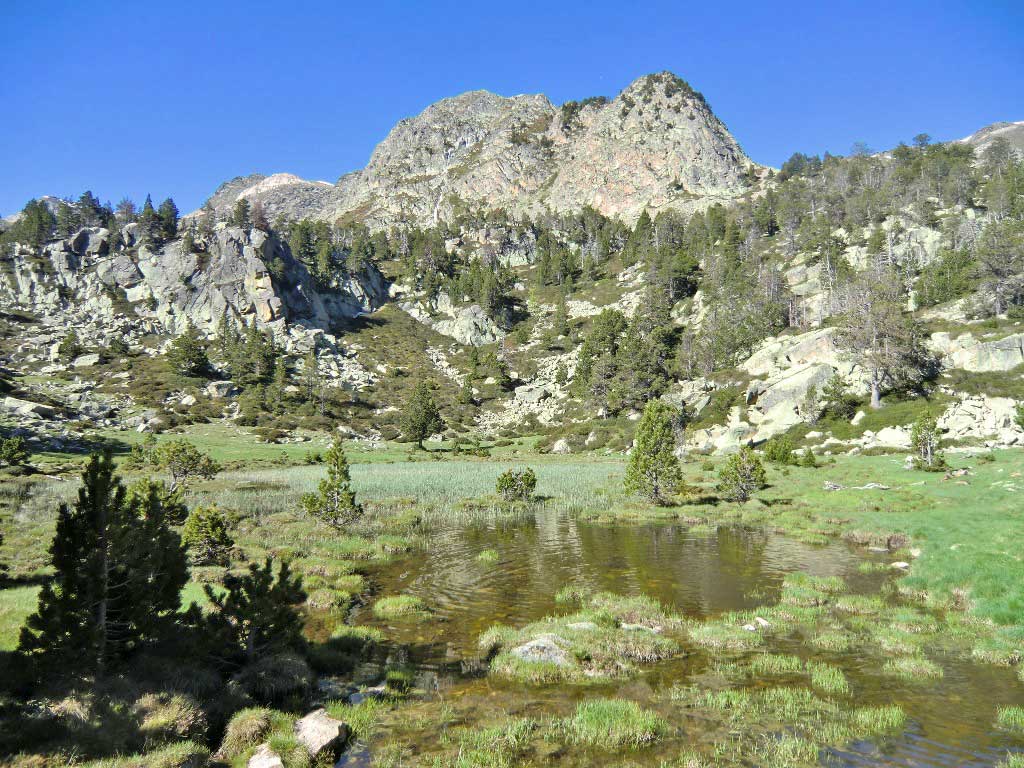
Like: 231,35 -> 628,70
1,72 -> 1023,464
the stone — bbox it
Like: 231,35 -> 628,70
207,381 -> 238,398
851,410 -> 866,425
872,427 -> 912,448
248,744 -> 284,768
823,481 -> 843,491
179,394 -> 197,407
72,353 -> 101,368
551,438 -> 571,455
509,634 -> 573,666
929,331 -> 1024,372
293,708 -> 349,759
2,396 -> 58,419
890,561 -> 910,570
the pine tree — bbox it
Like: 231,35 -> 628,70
182,506 -> 235,565
300,442 -> 363,528
716,447 -> 767,503
166,320 -> 209,377
911,413 -> 944,469
138,194 -> 159,242
157,197 -> 179,240
204,558 -> 305,666
624,401 -> 684,504
58,329 -> 82,360
155,439 -> 221,490
231,199 -> 252,230
402,381 -> 445,448
19,453 -> 187,675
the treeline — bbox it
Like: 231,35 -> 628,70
1,191 -> 180,251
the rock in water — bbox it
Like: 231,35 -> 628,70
509,634 -> 573,666
293,708 -> 349,759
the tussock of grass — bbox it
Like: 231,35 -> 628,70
997,706 -> 1024,732
749,653 -> 803,676
809,630 -> 853,652
476,548 -> 499,564
373,595 -> 431,621
882,655 -> 944,680
561,699 -> 667,748
807,661 -> 850,695
687,621 -> 765,652
219,707 -> 275,757
850,705 -> 907,736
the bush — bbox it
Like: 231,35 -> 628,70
0,436 -> 30,467
495,467 -> 537,501
716,446 -> 767,502
182,506 -> 234,566
799,447 -> 818,468
910,412 -> 945,470
762,435 -> 797,465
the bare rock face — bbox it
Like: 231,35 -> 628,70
200,72 -> 755,230
293,708 -> 349,759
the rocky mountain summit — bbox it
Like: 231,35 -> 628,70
202,72 -> 755,229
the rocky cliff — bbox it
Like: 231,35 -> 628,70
200,72 -> 755,230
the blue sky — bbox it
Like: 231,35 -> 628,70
1,0 -> 1022,215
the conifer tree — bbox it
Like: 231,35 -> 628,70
157,197 -> 179,240
231,199 -> 252,230
624,400 -> 684,504
203,558 -> 305,666
166,320 -> 209,377
183,506 -> 234,565
19,453 -> 187,675
402,381 -> 444,449
138,194 -> 159,242
301,442 -> 363,528
716,447 -> 767,503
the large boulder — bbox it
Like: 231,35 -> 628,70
930,331 -> 1024,372
293,708 -> 349,760
741,328 -> 841,378
2,396 -> 58,419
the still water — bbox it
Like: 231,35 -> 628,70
337,512 -> 1022,766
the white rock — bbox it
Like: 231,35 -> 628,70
293,708 -> 349,759
248,744 -> 284,768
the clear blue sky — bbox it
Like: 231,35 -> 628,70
1,0 -> 1022,216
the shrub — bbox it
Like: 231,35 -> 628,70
910,412 -> 945,470
495,467 -> 537,501
155,439 -> 221,490
301,442 -> 363,529
763,435 -> 797,464
0,436 -> 30,467
799,447 -> 818,467
716,446 -> 766,502
182,505 -> 234,566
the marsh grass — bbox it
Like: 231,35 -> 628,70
373,595 -> 431,621
882,655 -> 944,680
997,706 -> 1024,732
561,699 -> 667,748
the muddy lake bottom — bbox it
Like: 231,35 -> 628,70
328,511 -> 1023,767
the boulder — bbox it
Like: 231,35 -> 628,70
551,438 -> 571,454
72,353 -> 101,368
871,427 -> 912,448
509,634 -> 573,666
2,396 -> 58,419
206,381 -> 239,399
930,331 -> 1024,372
293,708 -> 349,759
179,394 -> 197,407
939,395 -> 1022,442
248,744 -> 284,768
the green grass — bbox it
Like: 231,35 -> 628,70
881,655 -> 944,680
561,699 -> 667,748
373,595 -> 431,621
997,706 -> 1024,732
476,548 -> 499,564
0,584 -> 39,650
